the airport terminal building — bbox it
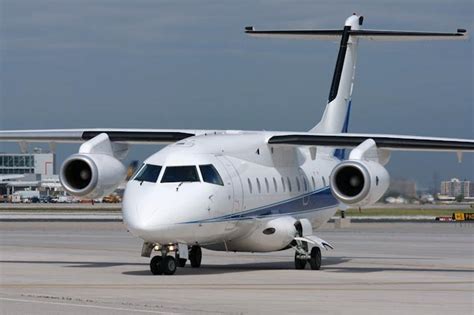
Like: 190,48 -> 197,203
0,150 -> 61,197
0,151 -> 55,175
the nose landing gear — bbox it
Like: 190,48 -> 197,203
150,254 -> 178,275
149,244 -> 179,275
149,244 -> 202,275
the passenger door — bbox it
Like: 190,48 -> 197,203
215,155 -> 244,214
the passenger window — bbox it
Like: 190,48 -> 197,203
322,176 -> 326,187
161,166 -> 200,183
256,178 -> 261,193
273,177 -> 278,192
281,177 -> 286,192
311,176 -> 316,189
296,177 -> 301,192
265,178 -> 269,193
303,177 -> 308,191
248,178 -> 253,194
199,164 -> 224,186
134,164 -> 162,183
287,177 -> 292,192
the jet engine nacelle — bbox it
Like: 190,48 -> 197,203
59,153 -> 127,199
330,160 -> 390,207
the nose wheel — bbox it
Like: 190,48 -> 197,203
150,255 -> 163,275
162,256 -> 177,275
150,255 -> 177,275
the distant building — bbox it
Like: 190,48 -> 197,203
0,150 -> 55,175
0,149 -> 59,196
387,178 -> 417,198
440,178 -> 473,199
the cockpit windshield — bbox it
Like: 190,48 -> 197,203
133,164 -> 162,183
161,166 -> 200,183
199,164 -> 224,186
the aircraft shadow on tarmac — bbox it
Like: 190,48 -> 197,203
1,257 -> 471,276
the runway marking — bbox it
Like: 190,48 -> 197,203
0,244 -> 137,253
1,281 -> 472,292
0,297 -> 179,314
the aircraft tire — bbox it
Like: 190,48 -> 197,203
189,245 -> 202,268
150,256 -> 163,275
308,247 -> 321,270
294,252 -> 307,269
163,256 -> 177,275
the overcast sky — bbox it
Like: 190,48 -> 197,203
0,0 -> 472,190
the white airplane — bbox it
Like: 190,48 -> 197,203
1,15 -> 472,275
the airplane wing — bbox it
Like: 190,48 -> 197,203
268,133 -> 474,152
1,129 -> 473,151
0,128 -> 220,144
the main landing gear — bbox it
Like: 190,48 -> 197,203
293,241 -> 322,270
149,244 -> 202,275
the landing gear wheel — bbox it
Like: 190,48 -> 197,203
294,252 -> 307,270
189,245 -> 202,268
308,247 -> 322,270
150,256 -> 163,275
163,256 -> 177,275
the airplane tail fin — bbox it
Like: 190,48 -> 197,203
245,14 -> 467,137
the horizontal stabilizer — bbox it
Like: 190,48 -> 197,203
350,29 -> 468,41
245,27 -> 344,40
245,27 -> 468,41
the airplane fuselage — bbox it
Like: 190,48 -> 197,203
122,132 -> 340,252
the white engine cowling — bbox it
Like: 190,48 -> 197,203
330,160 -> 390,207
59,153 -> 127,199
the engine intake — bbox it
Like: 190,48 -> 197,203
60,153 -> 126,199
330,160 -> 389,206
62,158 -> 95,191
333,165 -> 366,198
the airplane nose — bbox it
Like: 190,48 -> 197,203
122,185 -> 160,238
122,183 -> 184,243
121,180 -> 214,243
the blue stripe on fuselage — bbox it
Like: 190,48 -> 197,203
182,187 -> 338,224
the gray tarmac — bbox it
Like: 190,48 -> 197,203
0,221 -> 472,314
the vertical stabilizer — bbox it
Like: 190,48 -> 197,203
311,14 -> 362,134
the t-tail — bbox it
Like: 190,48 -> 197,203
245,14 -> 467,140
